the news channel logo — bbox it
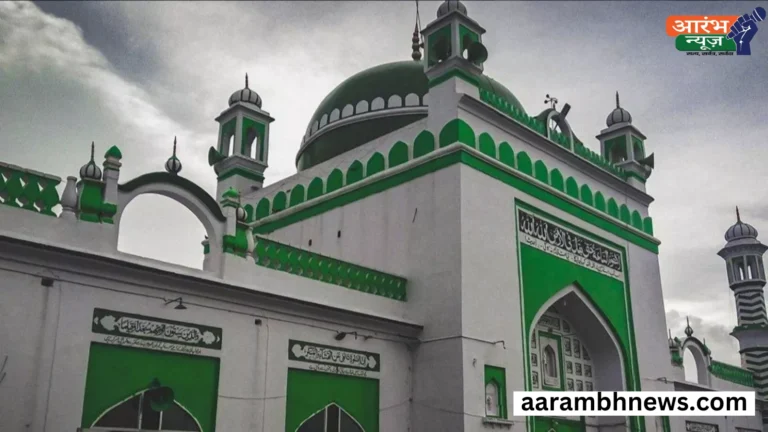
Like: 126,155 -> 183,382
666,6 -> 766,56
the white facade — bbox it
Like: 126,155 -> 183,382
0,2 -> 765,432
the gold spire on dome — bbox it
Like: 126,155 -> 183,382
245,73 -> 249,89
616,91 -> 620,108
737,206 -> 742,223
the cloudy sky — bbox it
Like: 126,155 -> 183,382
2,1 -> 767,369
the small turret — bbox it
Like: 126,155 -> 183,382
596,92 -> 653,190
209,74 -> 274,199
421,0 -> 488,82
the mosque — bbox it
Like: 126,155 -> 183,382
1,1 -> 767,431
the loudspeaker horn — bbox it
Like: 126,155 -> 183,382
466,41 -> 488,65
638,153 -> 654,169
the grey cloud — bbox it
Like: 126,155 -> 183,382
666,310 -> 741,366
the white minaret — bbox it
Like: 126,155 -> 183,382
209,74 -> 274,199
718,208 -> 768,415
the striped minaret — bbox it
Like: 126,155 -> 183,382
718,207 -> 768,423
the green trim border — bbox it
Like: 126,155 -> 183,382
217,167 -> 265,183
515,199 -> 643,432
428,69 -> 480,88
254,147 -> 659,254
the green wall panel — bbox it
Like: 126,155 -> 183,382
307,178 -> 324,201
388,141 -> 409,168
366,152 -> 386,177
285,369 -> 379,432
413,130 -> 436,158
81,343 -> 220,432
517,203 -> 642,432
498,142 -> 515,168
327,169 -> 344,193
479,133 -> 497,158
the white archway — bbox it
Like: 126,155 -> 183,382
115,173 -> 226,273
681,338 -> 711,386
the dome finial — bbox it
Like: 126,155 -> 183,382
229,74 -> 262,107
606,92 -> 632,127
172,136 -> 177,157
80,141 -> 103,180
736,206 -> 741,223
411,23 -> 422,61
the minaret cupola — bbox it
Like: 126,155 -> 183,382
208,74 -> 274,199
596,92 -> 653,190
421,0 -> 489,83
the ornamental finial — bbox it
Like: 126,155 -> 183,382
245,73 -> 249,89
616,91 -> 620,109
90,141 -> 95,162
736,206 -> 741,223
165,136 -> 182,175
684,316 -> 693,337
411,23 -> 422,61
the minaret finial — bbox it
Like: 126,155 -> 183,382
684,316 -> 694,337
411,23 -> 422,61
90,141 -> 95,161
736,206 -> 741,223
173,136 -> 177,156
616,91 -> 620,109
245,73 -> 249,89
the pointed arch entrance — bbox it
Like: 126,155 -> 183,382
516,202 -> 642,431
528,285 -> 627,431
295,403 -> 366,432
91,387 -> 202,431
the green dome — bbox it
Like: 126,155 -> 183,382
296,60 -> 526,171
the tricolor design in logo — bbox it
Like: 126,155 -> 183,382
667,7 -> 765,56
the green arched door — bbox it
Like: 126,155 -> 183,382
296,403 -> 365,432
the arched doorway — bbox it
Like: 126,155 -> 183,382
528,286 -> 627,432
296,403 -> 365,432
91,387 -> 202,431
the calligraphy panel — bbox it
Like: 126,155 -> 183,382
288,340 -> 380,372
92,308 -> 222,350
517,209 -> 624,280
